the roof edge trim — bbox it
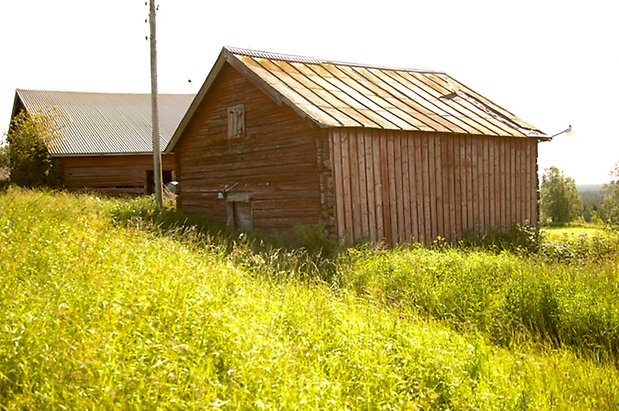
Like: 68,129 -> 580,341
164,49 -> 230,152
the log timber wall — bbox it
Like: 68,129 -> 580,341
58,154 -> 175,195
174,63 -> 324,235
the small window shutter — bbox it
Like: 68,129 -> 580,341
227,104 -> 245,138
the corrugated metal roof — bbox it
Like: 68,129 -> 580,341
15,90 -> 194,156
168,47 -> 546,151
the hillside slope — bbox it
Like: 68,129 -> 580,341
1,188 -> 618,409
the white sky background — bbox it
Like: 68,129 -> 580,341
0,0 -> 617,184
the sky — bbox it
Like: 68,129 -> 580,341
1,0 -> 617,185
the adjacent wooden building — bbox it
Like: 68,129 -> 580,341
166,47 -> 549,245
11,90 -> 193,194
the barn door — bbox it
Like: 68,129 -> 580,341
146,170 -> 174,194
226,193 -> 253,232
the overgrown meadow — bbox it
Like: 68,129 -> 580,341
1,188 -> 618,409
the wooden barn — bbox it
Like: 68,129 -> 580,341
11,89 -> 193,194
166,47 -> 549,245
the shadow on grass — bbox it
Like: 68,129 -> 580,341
106,196 -> 343,285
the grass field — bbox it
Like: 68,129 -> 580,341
541,224 -> 609,241
1,188 -> 619,409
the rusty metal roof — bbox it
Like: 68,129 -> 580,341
14,89 -> 194,156
168,47 -> 546,151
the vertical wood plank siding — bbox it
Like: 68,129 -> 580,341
329,129 -> 538,245
175,63 -> 323,235
58,154 -> 175,195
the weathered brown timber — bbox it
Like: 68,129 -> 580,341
58,154 -> 175,194
168,47 -> 547,246
174,63 -> 323,236
328,130 -> 539,245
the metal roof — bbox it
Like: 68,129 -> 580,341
167,47 -> 546,151
14,89 -> 194,156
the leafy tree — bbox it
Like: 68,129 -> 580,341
539,166 -> 583,225
601,163 -> 619,224
0,143 -> 9,179
579,185 -> 606,223
5,109 -> 63,187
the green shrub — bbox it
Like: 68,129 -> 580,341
539,233 -> 619,263
294,221 -> 342,257
5,109 -> 63,187
461,222 -> 542,253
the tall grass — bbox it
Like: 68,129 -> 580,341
1,187 -> 618,409
337,246 -> 619,361
109,198 -> 619,362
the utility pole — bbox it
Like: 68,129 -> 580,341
149,0 -> 163,207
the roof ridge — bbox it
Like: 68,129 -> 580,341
225,46 -> 444,74
16,89 -> 194,97
225,47 -> 323,65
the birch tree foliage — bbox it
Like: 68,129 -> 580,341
539,166 -> 583,225
5,108 -> 63,187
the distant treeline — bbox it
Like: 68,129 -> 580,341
578,184 -> 609,222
